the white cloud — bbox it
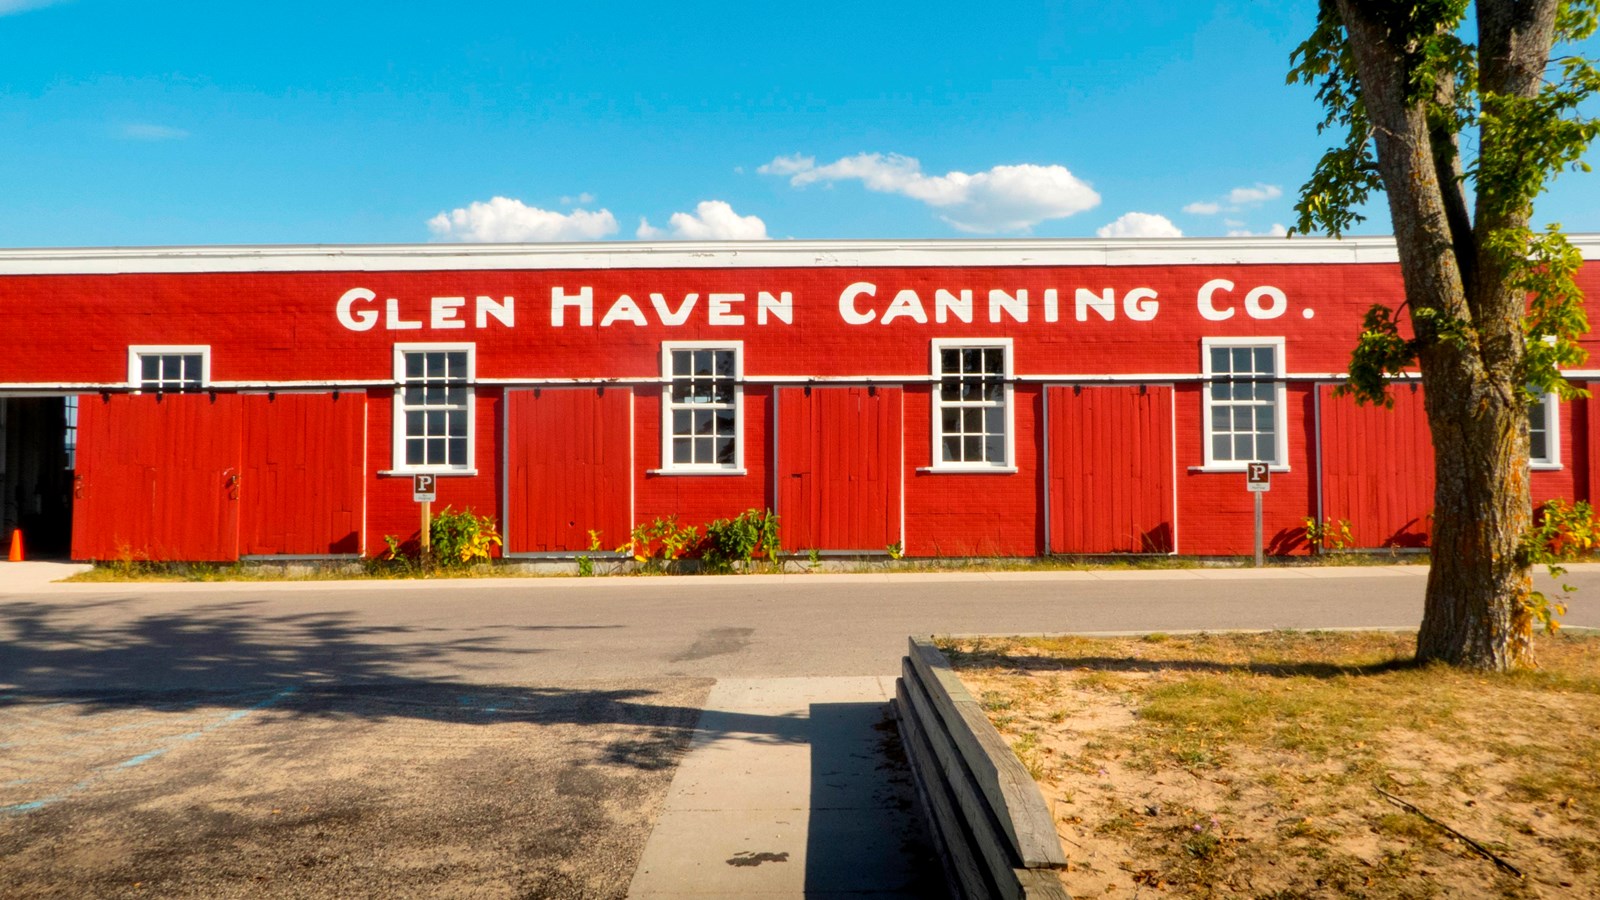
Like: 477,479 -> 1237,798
1184,183 -> 1284,216
637,200 -> 768,240
760,152 -> 1100,233
119,123 -> 189,141
1096,212 -> 1183,239
1228,183 -> 1283,205
0,0 -> 69,15
1226,223 -> 1290,237
427,196 -> 618,242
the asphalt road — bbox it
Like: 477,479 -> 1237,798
4,565 -> 1597,898
6,566 -> 1598,689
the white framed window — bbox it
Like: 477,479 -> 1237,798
1201,337 -> 1287,470
660,342 -> 743,473
128,345 -> 210,392
392,343 -> 475,474
64,396 -> 77,470
930,338 -> 1014,471
1529,393 -> 1560,469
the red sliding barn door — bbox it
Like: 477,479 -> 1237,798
72,393 -> 243,562
239,392 -> 367,556
777,386 -> 902,552
1047,385 -> 1175,553
504,387 -> 634,553
1318,383 -> 1434,548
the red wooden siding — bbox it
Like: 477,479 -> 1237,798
72,394 -> 243,562
1318,383 -> 1434,548
504,387 -> 633,553
1047,385 -> 1175,553
239,393 -> 366,556
777,387 -> 903,552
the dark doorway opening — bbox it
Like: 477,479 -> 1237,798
2,396 -> 75,559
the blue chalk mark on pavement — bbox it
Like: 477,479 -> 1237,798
1,686 -> 299,815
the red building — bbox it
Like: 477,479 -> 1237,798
2,236 -> 1596,562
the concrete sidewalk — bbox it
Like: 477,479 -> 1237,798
627,677 -> 941,898
0,558 -> 1441,596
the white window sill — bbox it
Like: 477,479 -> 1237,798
647,467 -> 749,476
1530,462 -> 1563,471
1188,465 -> 1291,474
917,465 -> 1019,475
380,468 -> 480,477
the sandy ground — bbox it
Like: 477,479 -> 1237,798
0,679 -> 711,899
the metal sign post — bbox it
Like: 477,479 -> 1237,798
1246,463 -> 1270,567
413,474 -> 437,557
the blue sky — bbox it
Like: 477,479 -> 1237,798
1,0 -> 1595,246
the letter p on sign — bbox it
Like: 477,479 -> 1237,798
1246,462 -> 1270,492
413,474 -> 437,502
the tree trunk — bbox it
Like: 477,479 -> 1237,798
1415,354 -> 1533,669
1335,0 -> 1549,670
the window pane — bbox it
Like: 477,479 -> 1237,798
427,411 -> 445,434
716,436 -> 735,465
1528,401 -> 1547,432
425,385 -> 445,405
672,410 -> 692,436
694,409 -> 713,435
448,438 -> 467,466
447,352 -> 466,379
985,434 -> 1005,463
1254,347 -> 1274,374
447,386 -> 466,406
695,437 -> 714,462
671,382 -> 689,402
426,353 -> 445,378
1531,430 -> 1548,461
406,411 -> 424,435
1210,382 -> 1228,401
941,379 -> 961,402
1256,406 -> 1276,430
1234,434 -> 1253,459
672,351 -> 691,376
982,377 -> 1004,401
405,353 -> 424,378
448,410 -> 466,436
1254,381 -> 1274,401
942,436 -> 961,462
940,349 -> 960,374
142,356 -> 160,380
983,349 -> 1003,374
1232,347 -> 1252,372
1211,407 -> 1230,430
427,437 -> 446,464
673,437 -> 692,464
985,407 -> 1004,435
1209,348 -> 1230,374
715,409 -> 735,436
1213,434 -> 1231,460
963,436 -> 981,460
406,439 -> 424,465
693,350 -> 711,375
713,381 -> 733,404
963,408 -> 982,432
962,349 -> 981,374
941,409 -> 961,433
713,350 -> 734,377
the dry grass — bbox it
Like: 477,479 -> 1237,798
943,630 -> 1600,899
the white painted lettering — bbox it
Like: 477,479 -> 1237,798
1123,287 -> 1159,322
708,293 -> 745,326
601,294 -> 649,327
989,289 -> 1028,323
551,286 -> 593,327
431,296 -> 467,330
881,289 -> 928,325
386,297 -> 422,330
1197,279 -> 1236,321
757,291 -> 793,325
934,289 -> 972,324
1044,289 -> 1059,323
337,287 -> 378,332
1075,288 -> 1115,322
476,295 -> 514,328
1245,285 -> 1287,319
650,292 -> 699,326
839,282 -> 877,325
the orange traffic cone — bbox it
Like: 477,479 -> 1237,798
7,529 -> 22,562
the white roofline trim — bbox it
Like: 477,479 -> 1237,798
5,234 -> 1597,275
